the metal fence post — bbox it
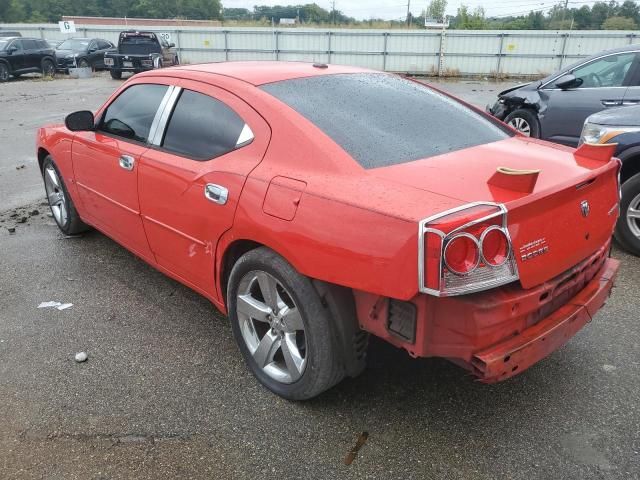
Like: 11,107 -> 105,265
38,27 -> 44,39
496,33 -> 505,78
437,29 -> 446,76
559,32 -> 569,70
224,30 -> 229,61
382,32 -> 388,71
82,28 -> 88,38
327,31 -> 332,64
275,30 -> 279,60
175,29 -> 181,61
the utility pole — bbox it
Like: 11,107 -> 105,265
406,0 -> 411,27
560,0 -> 569,29
331,0 -> 336,26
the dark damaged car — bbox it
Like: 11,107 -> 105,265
488,45 -> 640,146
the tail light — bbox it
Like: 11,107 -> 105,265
419,202 -> 519,296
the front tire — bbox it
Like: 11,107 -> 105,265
505,108 -> 540,138
0,62 -> 10,82
42,156 -> 88,235
227,247 -> 345,400
78,58 -> 90,69
110,69 -> 122,80
615,172 -> 640,256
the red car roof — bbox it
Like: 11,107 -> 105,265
167,61 -> 374,86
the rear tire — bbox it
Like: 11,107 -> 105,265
110,69 -> 122,80
227,247 -> 346,400
42,156 -> 89,236
505,108 -> 540,138
78,58 -> 90,69
41,59 -> 55,78
615,172 -> 640,256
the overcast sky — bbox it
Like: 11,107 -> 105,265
222,1 -> 600,21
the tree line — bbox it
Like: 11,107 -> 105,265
1,0 -> 639,30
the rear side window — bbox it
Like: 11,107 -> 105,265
100,84 -> 168,142
23,39 -> 38,50
161,89 -> 247,160
261,73 -> 510,169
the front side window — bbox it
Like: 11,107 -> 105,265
22,39 -> 38,50
161,89 -> 248,160
99,84 -> 168,142
570,52 -> 636,88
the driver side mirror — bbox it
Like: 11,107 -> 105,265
7,45 -> 17,54
169,42 -> 175,48
65,110 -> 95,131
555,74 -> 582,90
88,47 -> 97,53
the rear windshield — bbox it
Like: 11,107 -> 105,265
261,73 -> 511,169
121,35 -> 157,45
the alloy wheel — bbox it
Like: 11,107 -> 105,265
508,117 -> 531,136
627,192 -> 640,240
43,61 -> 55,77
236,270 -> 307,384
43,164 -> 68,227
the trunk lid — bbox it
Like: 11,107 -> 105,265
371,137 -> 619,288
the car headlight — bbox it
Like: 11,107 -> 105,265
579,122 -> 640,145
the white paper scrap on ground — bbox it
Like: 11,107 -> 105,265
38,301 -> 62,308
56,303 -> 73,311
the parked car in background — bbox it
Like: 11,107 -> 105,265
0,31 -> 22,38
0,37 -> 56,82
581,105 -> 640,256
55,37 -> 115,72
488,45 -> 640,146
104,31 -> 178,80
46,39 -> 63,49
37,62 -> 620,400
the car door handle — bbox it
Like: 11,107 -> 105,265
119,155 -> 135,171
204,183 -> 228,205
622,99 -> 640,105
601,99 -> 622,107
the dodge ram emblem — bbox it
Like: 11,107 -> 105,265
580,200 -> 590,218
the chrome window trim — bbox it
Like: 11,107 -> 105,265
149,86 -> 182,146
540,50 -> 640,91
147,85 -> 176,145
418,201 -> 519,297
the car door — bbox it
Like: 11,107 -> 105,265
159,38 -> 173,65
7,39 -> 25,72
94,40 -> 113,68
22,39 -> 41,70
538,51 -> 639,146
72,82 -> 172,260
138,79 -> 271,297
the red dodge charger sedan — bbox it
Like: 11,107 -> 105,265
37,62 -> 621,399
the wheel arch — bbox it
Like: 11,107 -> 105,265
0,58 -> 11,72
617,148 -> 640,183
37,147 -> 51,172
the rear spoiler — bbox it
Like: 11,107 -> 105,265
574,142 -> 617,163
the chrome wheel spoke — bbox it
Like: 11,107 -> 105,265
281,306 -> 304,332
237,294 -> 271,323
253,329 -> 280,368
256,271 -> 279,311
281,333 -> 305,382
45,167 -> 59,188
628,207 -> 640,220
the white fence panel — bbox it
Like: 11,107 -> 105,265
1,23 -> 639,77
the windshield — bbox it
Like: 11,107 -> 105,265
57,39 -> 90,50
262,73 -> 511,169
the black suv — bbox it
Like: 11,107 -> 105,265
55,37 -> 116,71
0,37 -> 56,82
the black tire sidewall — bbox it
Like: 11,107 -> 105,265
0,62 -> 9,82
505,108 -> 541,138
110,70 -> 122,79
42,156 -> 87,236
615,172 -> 640,255
227,248 -> 342,400
42,59 -> 54,77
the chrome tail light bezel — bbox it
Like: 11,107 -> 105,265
418,202 -> 520,297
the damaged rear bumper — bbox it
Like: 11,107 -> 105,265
471,257 -> 619,382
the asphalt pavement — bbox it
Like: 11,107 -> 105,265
0,72 -> 639,480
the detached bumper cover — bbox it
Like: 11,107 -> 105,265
471,257 -> 619,383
